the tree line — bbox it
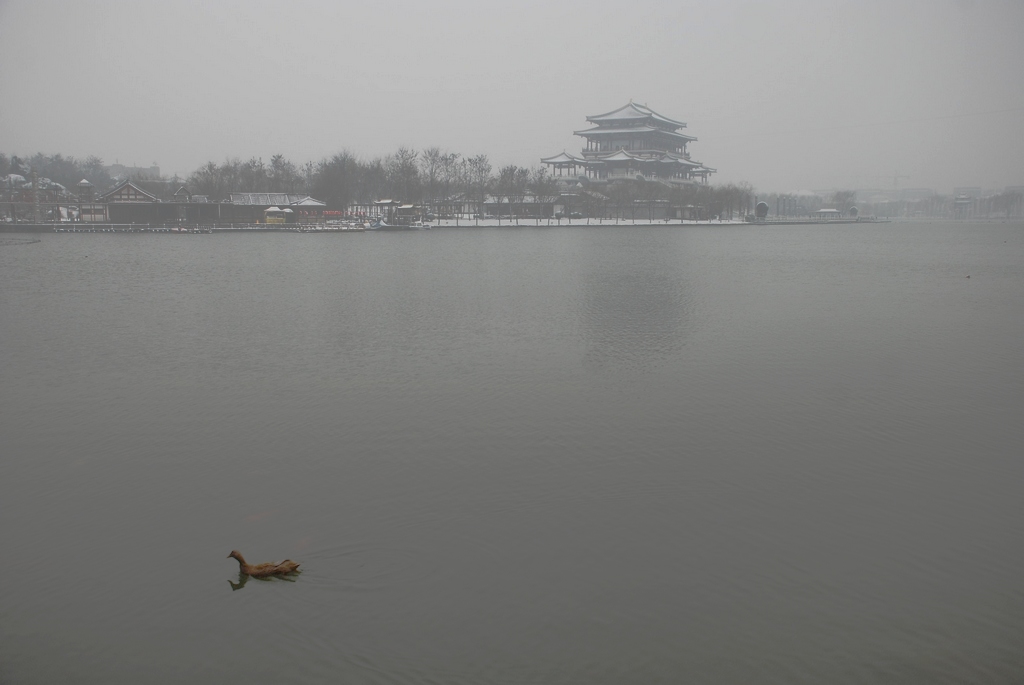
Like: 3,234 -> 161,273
7,150 -> 1021,220
1,153 -> 115,191
4,148 -> 758,220
181,148 -> 757,220
183,148 -> 558,212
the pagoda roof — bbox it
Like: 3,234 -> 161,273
98,179 -> 159,202
574,125 -> 697,142
595,149 -> 641,162
586,150 -> 702,167
540,151 -> 586,164
656,155 -> 701,167
586,102 -> 687,129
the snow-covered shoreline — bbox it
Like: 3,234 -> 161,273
429,218 -> 748,228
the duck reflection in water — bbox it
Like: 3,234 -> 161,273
228,572 -> 299,591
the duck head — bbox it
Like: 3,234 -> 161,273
227,550 -> 245,562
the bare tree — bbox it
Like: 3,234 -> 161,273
386,147 -> 420,201
830,189 -> 857,214
528,166 -> 559,224
606,182 -> 637,221
635,179 -> 666,222
466,154 -> 491,224
510,166 -> 530,224
439,152 -> 462,223
311,151 -> 359,209
494,165 -> 528,224
357,157 -> 388,204
420,147 -> 444,210
269,154 -> 301,192
187,161 -> 227,200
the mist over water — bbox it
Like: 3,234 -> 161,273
2,222 -> 1023,684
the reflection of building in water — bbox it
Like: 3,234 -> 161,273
579,240 -> 693,369
542,102 -> 716,187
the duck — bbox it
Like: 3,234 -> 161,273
227,550 -> 301,577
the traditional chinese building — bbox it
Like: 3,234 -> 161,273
93,179 -> 223,224
224,193 -> 326,224
542,102 -> 715,186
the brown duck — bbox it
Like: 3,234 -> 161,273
227,550 -> 301,577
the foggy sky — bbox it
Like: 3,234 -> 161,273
1,0 -> 1022,193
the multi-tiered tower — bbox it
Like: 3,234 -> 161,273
542,102 -> 715,186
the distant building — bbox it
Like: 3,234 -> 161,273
899,188 -> 935,202
953,187 -> 982,199
224,192 -> 326,224
4,176 -> 328,226
106,162 -> 161,180
542,102 -> 715,187
952,192 -> 976,219
1000,186 -> 1024,217
95,179 -> 220,224
76,179 -> 106,222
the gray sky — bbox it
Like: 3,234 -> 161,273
2,0 -> 1022,193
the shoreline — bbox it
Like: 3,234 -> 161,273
0,217 -> 908,234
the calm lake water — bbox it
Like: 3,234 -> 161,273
1,222 -> 1023,684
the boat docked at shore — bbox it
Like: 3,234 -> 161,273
369,199 -> 431,230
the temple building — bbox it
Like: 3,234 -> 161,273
80,180 -> 325,224
542,102 -> 715,186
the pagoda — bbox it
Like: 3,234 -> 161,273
542,102 -> 715,186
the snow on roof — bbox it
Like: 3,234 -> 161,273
595,150 -> 639,162
574,125 -> 697,142
231,193 -> 324,206
656,156 -> 700,167
98,179 -> 159,202
541,152 -> 585,164
586,102 -> 688,129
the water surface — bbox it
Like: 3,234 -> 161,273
2,222 -> 1022,683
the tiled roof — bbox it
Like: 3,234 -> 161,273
229,193 -> 324,206
586,102 -> 687,129
98,179 -> 159,202
540,152 -> 586,164
574,125 -> 697,142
